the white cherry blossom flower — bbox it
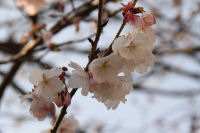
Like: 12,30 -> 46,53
89,54 -> 124,83
112,33 -> 152,64
134,52 -> 155,73
20,93 -> 55,121
68,62 -> 90,96
90,75 -> 133,109
133,26 -> 156,47
29,68 -> 64,103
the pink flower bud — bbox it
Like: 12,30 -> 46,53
49,103 -> 56,115
55,94 -> 63,107
59,72 -> 65,81
62,67 -> 68,71
141,12 -> 156,27
64,91 -> 71,106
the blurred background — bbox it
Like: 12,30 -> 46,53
0,0 -> 200,133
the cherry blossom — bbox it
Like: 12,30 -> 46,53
89,54 -> 124,83
134,52 -> 155,73
112,34 -> 152,64
16,0 -> 46,16
133,26 -> 156,46
90,75 -> 133,109
112,26 -> 156,74
20,93 -> 55,121
29,68 -> 64,103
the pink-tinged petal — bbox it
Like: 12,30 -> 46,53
55,94 -> 63,107
64,91 -> 71,106
44,68 -> 62,79
44,102 -> 55,115
29,69 -> 43,85
120,2 -> 134,12
49,103 -> 56,115
68,61 -> 83,71
141,12 -> 156,27
125,13 -> 140,25
29,96 -> 48,121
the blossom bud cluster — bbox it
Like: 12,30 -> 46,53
121,2 -> 156,27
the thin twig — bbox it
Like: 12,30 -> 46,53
0,61 -> 22,101
85,0 -> 104,71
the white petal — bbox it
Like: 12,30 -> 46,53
68,61 -> 83,71
112,35 -> 131,54
89,54 -> 123,83
44,68 -> 62,79
29,69 -> 43,85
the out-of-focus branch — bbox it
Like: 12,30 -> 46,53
0,71 -> 26,95
133,84 -> 200,97
0,41 -> 23,54
35,33 -> 95,51
156,62 -> 200,80
0,61 -> 22,101
153,47 -> 200,55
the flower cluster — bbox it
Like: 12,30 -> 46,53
68,3 -> 156,110
20,68 -> 71,121
16,0 -> 46,16
21,1 -> 156,121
